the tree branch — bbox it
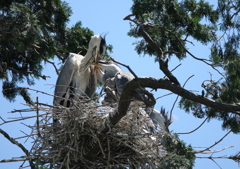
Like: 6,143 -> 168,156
194,130 -> 232,154
124,14 -> 225,78
176,117 -> 209,134
0,128 -> 35,168
135,77 -> 240,114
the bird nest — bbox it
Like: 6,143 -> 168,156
29,99 -> 179,168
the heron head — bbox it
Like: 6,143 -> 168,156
88,35 -> 107,63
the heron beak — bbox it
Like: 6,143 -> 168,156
94,53 -> 101,63
89,62 -> 102,66
89,62 -> 102,73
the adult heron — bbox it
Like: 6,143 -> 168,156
53,35 -> 107,107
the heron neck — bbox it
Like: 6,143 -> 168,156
114,66 -> 121,73
79,49 -> 94,72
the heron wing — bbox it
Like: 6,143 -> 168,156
149,109 -> 166,129
53,53 -> 83,105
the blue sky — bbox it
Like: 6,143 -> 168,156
0,0 -> 239,168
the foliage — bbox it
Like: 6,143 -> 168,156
0,0 -> 97,104
161,133 -> 195,168
0,0 -> 67,104
129,0 -> 218,60
128,0 -> 240,133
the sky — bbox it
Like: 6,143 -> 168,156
0,0 -> 240,169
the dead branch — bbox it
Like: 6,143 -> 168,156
199,146 -> 234,154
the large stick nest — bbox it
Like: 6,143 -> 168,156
30,99 -> 172,168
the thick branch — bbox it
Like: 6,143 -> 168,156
135,77 -> 240,114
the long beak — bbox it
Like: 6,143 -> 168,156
94,53 -> 101,63
89,62 -> 102,74
89,62 -> 102,66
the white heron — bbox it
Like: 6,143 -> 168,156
53,35 -> 107,107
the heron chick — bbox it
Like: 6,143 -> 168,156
90,60 -> 135,104
92,60 -> 171,131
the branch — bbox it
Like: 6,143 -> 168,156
199,146 -> 234,154
0,128 -> 35,168
169,75 -> 195,127
135,77 -> 240,114
195,130 -> 232,154
32,44 -> 60,75
176,117 -> 209,134
110,57 -> 138,79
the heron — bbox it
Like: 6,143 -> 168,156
53,35 -> 107,107
90,59 -> 145,104
146,107 -> 171,131
92,60 -> 170,131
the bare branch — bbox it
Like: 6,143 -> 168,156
110,57 -> 138,79
0,128 -> 35,168
176,117 -> 209,134
199,146 -> 234,154
195,130 -> 232,154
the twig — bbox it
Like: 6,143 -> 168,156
110,57 -> 138,79
163,63 -> 182,78
199,146 -> 234,154
36,97 -> 41,138
3,87 -> 55,98
176,117 -> 209,134
169,75 -> 194,126
210,158 -> 222,169
0,128 -> 35,168
195,130 -> 232,153
0,113 -> 49,126
32,45 -> 60,75
155,93 -> 173,100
